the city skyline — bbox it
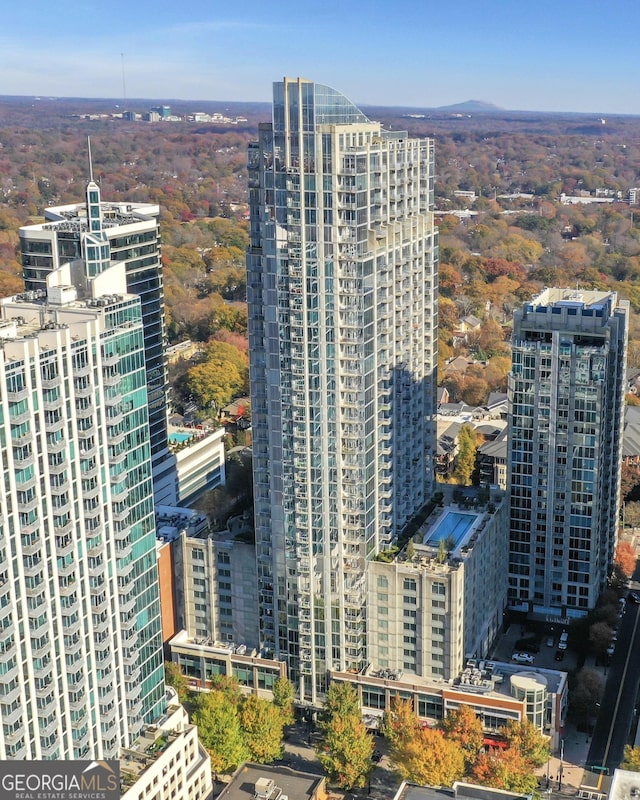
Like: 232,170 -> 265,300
1,0 -> 640,115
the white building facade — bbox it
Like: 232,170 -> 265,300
247,78 -> 438,702
0,267 -> 165,759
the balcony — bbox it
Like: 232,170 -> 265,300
9,406 -> 31,425
103,371 -> 121,387
107,428 -> 126,446
74,363 -> 91,379
13,451 -> 35,468
7,385 -> 29,402
112,505 -> 129,523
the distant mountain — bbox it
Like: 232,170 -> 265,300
435,100 -> 503,112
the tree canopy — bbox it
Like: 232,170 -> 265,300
317,682 -> 373,789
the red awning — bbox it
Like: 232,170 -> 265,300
483,735 -> 508,749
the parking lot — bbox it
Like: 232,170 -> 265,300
491,622 -> 580,672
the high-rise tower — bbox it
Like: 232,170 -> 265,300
0,263 -> 165,759
247,78 -> 438,701
508,288 -> 628,614
20,177 -> 171,502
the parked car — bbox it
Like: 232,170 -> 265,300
607,643 -> 615,656
511,652 -> 535,665
554,649 -> 565,662
630,592 -> 640,604
546,637 -> 554,647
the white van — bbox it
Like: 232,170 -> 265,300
558,630 -> 569,651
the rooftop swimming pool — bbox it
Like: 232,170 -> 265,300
423,511 -> 477,549
169,431 -> 193,444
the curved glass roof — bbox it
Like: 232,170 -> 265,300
273,78 -> 370,131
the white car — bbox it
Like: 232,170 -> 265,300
511,652 -> 535,665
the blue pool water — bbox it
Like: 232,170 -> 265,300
169,431 -> 193,444
424,512 -> 476,549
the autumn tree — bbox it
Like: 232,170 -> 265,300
460,376 -> 490,407
621,745 -> 640,771
317,683 -> 372,789
502,719 -> 550,768
193,691 -> 249,776
208,674 -> 244,704
272,676 -> 295,725
453,424 -> 479,485
621,463 -> 640,501
392,726 -> 465,787
439,704 -> 484,769
614,540 -> 637,578
240,694 -> 285,763
472,747 -> 539,794
381,695 -> 419,747
186,340 -> 248,413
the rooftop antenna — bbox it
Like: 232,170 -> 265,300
87,136 -> 94,182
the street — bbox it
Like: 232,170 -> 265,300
587,584 -> 640,772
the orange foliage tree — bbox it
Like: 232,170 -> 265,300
615,541 -> 637,578
471,747 -> 538,793
439,704 -> 484,769
393,726 -> 465,787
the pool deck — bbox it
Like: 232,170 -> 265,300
419,505 -> 486,556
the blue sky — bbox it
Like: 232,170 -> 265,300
1,0 -> 639,113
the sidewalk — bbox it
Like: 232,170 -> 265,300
493,625 -> 609,793
537,654 -> 608,793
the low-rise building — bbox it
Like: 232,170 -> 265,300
169,633 -> 286,699
154,425 -> 226,506
333,657 -> 567,751
172,515 -> 260,647
218,764 -> 326,800
120,688 -> 213,800
368,492 -> 509,682
478,428 -> 508,489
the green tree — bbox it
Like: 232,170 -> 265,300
621,745 -> 640,771
317,711 -> 373,789
453,424 -> 478,485
193,691 -> 249,776
393,726 -> 465,787
272,676 -> 295,725
165,662 -> 190,705
208,674 -> 244,704
240,694 -> 285,763
589,621 -> 614,658
321,681 -> 361,722
569,667 -> 604,727
439,704 -> 484,768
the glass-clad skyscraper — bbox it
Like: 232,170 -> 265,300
0,263 -> 165,759
508,288 -> 628,614
20,181 -> 171,502
247,78 -> 438,701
